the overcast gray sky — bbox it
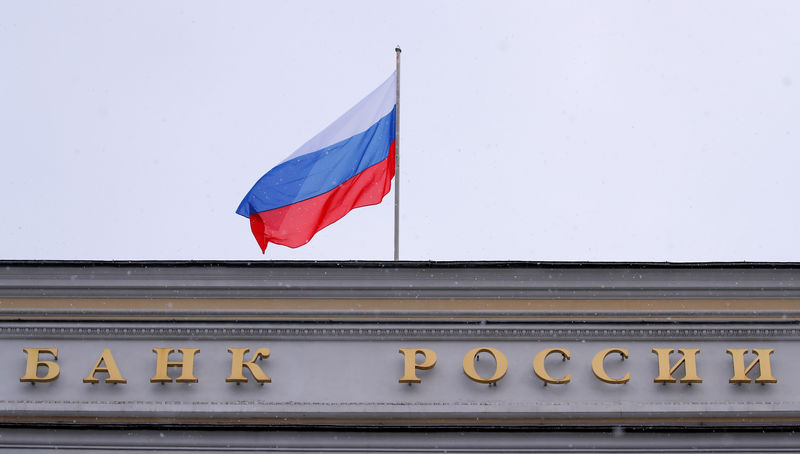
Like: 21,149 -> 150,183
1,1 -> 798,261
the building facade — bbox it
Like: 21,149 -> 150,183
1,261 -> 799,452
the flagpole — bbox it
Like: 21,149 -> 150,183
394,46 -> 401,261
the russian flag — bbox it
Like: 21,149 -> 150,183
236,72 -> 397,252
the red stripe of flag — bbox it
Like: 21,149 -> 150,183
248,142 -> 396,252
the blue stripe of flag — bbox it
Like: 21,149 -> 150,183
237,106 -> 396,217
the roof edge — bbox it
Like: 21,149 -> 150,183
2,260 -> 800,269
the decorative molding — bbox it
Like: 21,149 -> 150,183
0,323 -> 797,340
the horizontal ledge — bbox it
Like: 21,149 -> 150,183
2,264 -> 800,299
1,299 -> 800,323
4,290 -> 800,300
2,412 -> 800,427
2,297 -> 800,311
0,427 -> 799,451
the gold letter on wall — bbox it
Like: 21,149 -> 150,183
398,348 -> 437,383
462,347 -> 508,384
652,348 -> 702,384
83,348 -> 127,384
727,348 -> 778,384
592,348 -> 630,384
20,348 -> 60,383
226,348 -> 271,383
533,348 -> 571,384
150,348 -> 200,383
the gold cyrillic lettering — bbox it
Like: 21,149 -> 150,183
150,348 -> 200,383
727,348 -> 777,384
462,347 -> 508,384
652,348 -> 702,383
398,348 -> 437,383
592,347 -> 629,384
83,348 -> 127,384
226,348 -> 271,383
533,347 -> 571,384
20,347 -> 60,383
